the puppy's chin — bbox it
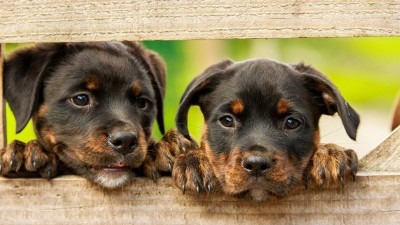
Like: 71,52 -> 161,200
247,187 -> 291,202
249,189 -> 269,202
218,167 -> 300,201
56,146 -> 146,189
89,167 -> 135,189
225,178 -> 295,201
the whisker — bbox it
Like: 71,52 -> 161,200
321,127 -> 344,138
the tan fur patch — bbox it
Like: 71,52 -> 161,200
40,127 -> 57,145
85,76 -> 99,91
129,131 -> 148,168
202,125 -> 246,194
202,124 -> 221,173
277,98 -> 291,114
85,134 -> 109,153
37,104 -> 49,118
132,80 -> 142,97
46,134 -> 57,145
313,129 -> 321,151
223,148 -> 244,191
269,153 -> 295,183
231,99 -> 244,114
200,124 -> 209,148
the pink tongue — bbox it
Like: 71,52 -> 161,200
114,162 -> 127,167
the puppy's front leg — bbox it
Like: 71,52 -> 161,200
142,129 -> 198,180
0,140 -> 58,178
306,144 -> 358,189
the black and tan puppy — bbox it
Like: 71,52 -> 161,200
172,58 -> 359,201
1,42 -> 182,188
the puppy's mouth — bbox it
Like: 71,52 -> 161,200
56,144 -> 144,189
87,162 -> 135,189
89,163 -> 132,173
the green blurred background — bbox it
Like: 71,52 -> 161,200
5,38 -> 400,157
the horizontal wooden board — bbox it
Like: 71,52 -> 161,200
0,172 -> 399,225
0,0 -> 400,43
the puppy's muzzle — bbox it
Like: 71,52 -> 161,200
241,145 -> 275,177
107,129 -> 138,156
242,155 -> 273,177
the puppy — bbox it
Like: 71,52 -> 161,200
1,42 -> 181,188
172,58 -> 359,201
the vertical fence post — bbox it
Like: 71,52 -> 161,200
0,44 -> 5,148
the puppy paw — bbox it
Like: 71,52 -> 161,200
0,140 -> 58,179
172,150 -> 219,194
141,155 -> 159,181
37,150 -> 58,179
142,129 -> 198,180
307,143 -> 358,189
0,140 -> 25,174
154,129 -> 198,172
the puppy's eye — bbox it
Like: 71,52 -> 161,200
137,98 -> 149,109
219,115 -> 235,128
71,94 -> 90,107
285,117 -> 301,129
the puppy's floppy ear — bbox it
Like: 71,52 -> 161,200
4,43 -> 63,133
123,41 -> 167,134
293,63 -> 360,140
176,59 -> 234,141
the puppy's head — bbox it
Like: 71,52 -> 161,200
4,42 -> 166,188
177,59 -> 359,200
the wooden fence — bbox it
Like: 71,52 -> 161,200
0,1 -> 399,224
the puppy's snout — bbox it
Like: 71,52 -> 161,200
108,130 -> 138,156
242,155 -> 274,176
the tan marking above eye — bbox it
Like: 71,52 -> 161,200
132,80 -> 142,97
231,99 -> 244,114
85,76 -> 99,91
277,98 -> 291,114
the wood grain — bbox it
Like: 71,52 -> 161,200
0,173 -> 399,225
1,0 -> 400,43
360,127 -> 400,172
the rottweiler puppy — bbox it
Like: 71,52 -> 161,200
1,42 -> 185,188
172,58 -> 359,201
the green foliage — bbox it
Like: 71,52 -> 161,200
5,38 -> 400,143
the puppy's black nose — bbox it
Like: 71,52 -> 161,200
242,155 -> 273,176
108,131 -> 137,156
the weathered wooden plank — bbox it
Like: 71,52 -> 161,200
360,127 -> 400,172
1,0 -> 400,43
0,173 -> 399,225
0,44 -> 5,148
